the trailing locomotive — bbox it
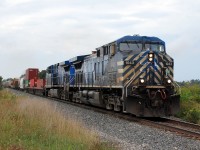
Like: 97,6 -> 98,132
44,35 -> 180,117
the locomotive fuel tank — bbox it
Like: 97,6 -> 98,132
88,91 -> 104,107
81,90 -> 104,107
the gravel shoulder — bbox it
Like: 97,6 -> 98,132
11,89 -> 200,150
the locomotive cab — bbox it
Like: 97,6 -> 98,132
88,35 -> 180,117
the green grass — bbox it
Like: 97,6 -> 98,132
176,84 -> 200,124
0,90 -> 113,150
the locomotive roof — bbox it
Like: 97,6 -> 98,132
59,61 -> 70,66
116,35 -> 165,45
69,55 -> 89,63
46,55 -> 89,69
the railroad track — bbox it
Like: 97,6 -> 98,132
11,89 -> 200,141
38,95 -> 200,141
153,117 -> 200,140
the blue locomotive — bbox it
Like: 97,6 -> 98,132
45,35 -> 180,117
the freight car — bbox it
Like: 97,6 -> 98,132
10,78 -> 20,89
2,79 -> 13,88
20,68 -> 45,95
44,35 -> 180,117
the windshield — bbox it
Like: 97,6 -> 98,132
144,44 -> 165,52
120,43 -> 142,51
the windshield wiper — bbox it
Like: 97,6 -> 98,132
135,42 -> 139,48
125,42 -> 130,49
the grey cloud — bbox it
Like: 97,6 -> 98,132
0,0 -> 200,81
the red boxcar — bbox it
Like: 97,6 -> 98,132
25,68 -> 39,80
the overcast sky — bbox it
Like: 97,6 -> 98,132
0,0 -> 200,81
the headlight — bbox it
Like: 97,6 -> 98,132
140,78 -> 145,84
167,79 -> 171,84
149,57 -> 153,62
165,78 -> 172,85
148,53 -> 154,62
149,54 -> 153,58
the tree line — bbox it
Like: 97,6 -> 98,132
177,79 -> 200,86
0,76 -> 2,89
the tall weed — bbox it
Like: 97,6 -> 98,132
177,84 -> 200,124
0,90 -> 111,150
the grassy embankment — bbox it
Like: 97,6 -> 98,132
176,84 -> 200,124
0,89 -> 112,150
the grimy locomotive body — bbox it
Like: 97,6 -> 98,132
24,35 -> 181,117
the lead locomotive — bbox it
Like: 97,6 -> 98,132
45,35 -> 180,117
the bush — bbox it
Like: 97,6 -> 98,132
0,76 -> 2,90
185,109 -> 200,124
181,84 -> 200,102
177,84 -> 200,124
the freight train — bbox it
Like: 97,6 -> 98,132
18,35 -> 180,117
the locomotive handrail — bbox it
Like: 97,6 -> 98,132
125,74 -> 137,97
173,81 -> 181,95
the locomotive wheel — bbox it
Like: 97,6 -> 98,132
68,93 -> 73,101
114,105 -> 121,112
75,97 -> 81,103
106,104 -> 113,110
